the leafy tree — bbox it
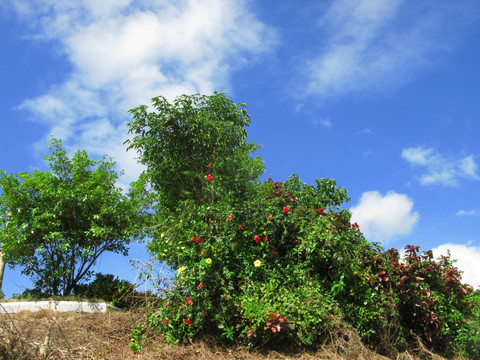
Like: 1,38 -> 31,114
0,138 -> 149,296
125,92 -> 264,211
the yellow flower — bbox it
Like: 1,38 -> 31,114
210,246 -> 215,252
206,258 -> 212,264
254,260 -> 262,267
178,266 -> 186,274
263,231 -> 267,236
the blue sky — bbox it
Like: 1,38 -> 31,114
1,0 -> 480,297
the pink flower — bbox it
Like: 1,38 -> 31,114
238,225 -> 242,230
166,301 -> 171,306
268,214 -> 273,220
271,324 -> 281,333
283,206 -> 289,213
186,297 -> 193,306
207,173 -> 213,182
164,318 -> 168,325
198,282 -> 203,289
253,235 -> 261,243
184,318 -> 192,325
227,214 -> 233,220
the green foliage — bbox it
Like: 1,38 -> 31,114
125,92 -> 264,211
370,246 -> 480,356
0,138 -> 150,296
73,272 -> 141,309
127,93 -> 479,358
11,288 -> 50,300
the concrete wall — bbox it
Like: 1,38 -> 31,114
0,300 -> 109,313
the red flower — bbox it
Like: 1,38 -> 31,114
166,301 -> 171,306
164,318 -> 168,325
198,282 -> 203,289
184,318 -> 192,325
192,235 -> 199,243
186,297 -> 193,306
207,163 -> 212,168
227,214 -> 233,220
199,237 -> 204,243
283,206 -> 289,213
264,237 -> 268,242
238,225 -> 242,230
253,235 -> 261,243
207,173 -> 213,182
268,214 -> 273,220
352,222 -> 360,230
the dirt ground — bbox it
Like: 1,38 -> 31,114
0,309 -> 457,360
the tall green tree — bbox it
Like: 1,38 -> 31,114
125,92 -> 264,211
0,138 -> 149,296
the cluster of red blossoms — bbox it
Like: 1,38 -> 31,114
234,207 -> 291,244
206,163 -> 213,182
253,235 -> 268,243
164,296 -> 201,327
192,235 -> 204,243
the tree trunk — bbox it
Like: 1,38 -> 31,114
0,251 -> 5,297
0,209 -> 9,297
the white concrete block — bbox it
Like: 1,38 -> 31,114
0,300 -> 109,313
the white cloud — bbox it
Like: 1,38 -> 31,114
401,147 -> 480,186
351,191 -> 419,243
302,0 -> 476,99
10,0 -> 276,184
456,209 -> 480,217
432,243 -> 480,289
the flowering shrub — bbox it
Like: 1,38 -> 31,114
132,174 -> 358,348
127,93 -> 479,358
368,246 -> 480,355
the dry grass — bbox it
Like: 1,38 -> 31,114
0,308 -> 467,360
0,308 -> 137,359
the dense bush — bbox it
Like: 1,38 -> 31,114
73,272 -> 155,310
12,272 -> 146,310
127,93 -> 479,358
73,273 -> 130,308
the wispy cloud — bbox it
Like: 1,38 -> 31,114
401,147 -> 479,186
432,243 -> 480,289
456,209 -> 480,217
301,0 -> 477,100
351,191 -> 419,243
311,117 -> 332,128
359,128 -> 373,135
10,0 -> 276,184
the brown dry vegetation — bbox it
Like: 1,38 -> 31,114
0,309 -> 466,360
